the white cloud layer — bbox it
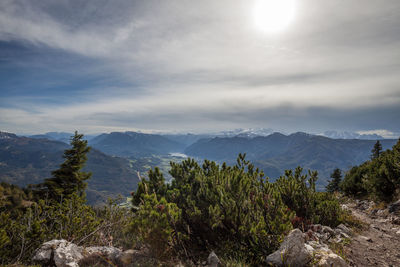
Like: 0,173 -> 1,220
0,0 -> 399,134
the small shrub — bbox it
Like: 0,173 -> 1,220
131,193 -> 181,260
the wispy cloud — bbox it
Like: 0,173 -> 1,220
0,0 -> 399,135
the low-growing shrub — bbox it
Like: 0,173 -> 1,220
0,192 -> 133,265
131,154 -> 346,265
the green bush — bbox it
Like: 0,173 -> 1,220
131,193 -> 181,260
340,163 -> 369,197
131,154 -> 345,265
341,139 -> 400,201
275,167 -> 343,229
0,132 -> 134,265
0,192 -> 135,265
0,193 -> 101,264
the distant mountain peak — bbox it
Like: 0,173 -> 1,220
320,130 -> 384,140
0,131 -> 17,139
218,128 -> 275,138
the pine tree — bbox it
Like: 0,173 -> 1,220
371,140 -> 382,160
326,168 -> 342,193
40,131 -> 91,201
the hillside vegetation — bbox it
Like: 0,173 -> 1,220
90,131 -> 185,157
1,133 -> 133,264
341,139 -> 400,201
0,132 -> 353,266
2,132 -> 399,266
0,132 -> 143,204
131,154 -> 349,265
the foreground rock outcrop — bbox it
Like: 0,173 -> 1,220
33,239 -> 135,267
33,240 -> 84,267
33,240 -> 220,267
266,227 -> 349,267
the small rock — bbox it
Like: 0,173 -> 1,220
207,251 -> 220,267
321,226 -> 335,236
341,204 -> 350,212
33,239 -> 62,262
54,242 -> 83,267
396,230 -> 400,235
33,239 -> 83,267
34,239 -> 131,267
315,250 -> 348,267
311,224 -> 323,233
266,229 -> 312,267
304,243 -> 315,254
388,200 -> 400,213
336,224 -> 351,235
377,209 -> 387,216
305,229 -> 319,242
357,235 -> 372,242
307,241 -> 330,252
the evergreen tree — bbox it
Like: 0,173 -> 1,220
371,140 -> 382,160
326,168 -> 342,193
40,131 -> 91,201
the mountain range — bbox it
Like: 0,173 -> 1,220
320,130 -> 384,140
3,129 -> 398,200
30,132 -> 98,143
184,132 -> 398,188
0,132 -> 143,205
89,131 -> 185,157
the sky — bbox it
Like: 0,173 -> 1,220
0,0 -> 399,137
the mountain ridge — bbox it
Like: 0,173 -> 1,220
89,131 -> 185,157
0,131 -> 142,205
184,132 -> 398,187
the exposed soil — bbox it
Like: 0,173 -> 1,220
344,202 -> 400,267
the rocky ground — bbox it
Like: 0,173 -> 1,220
343,199 -> 400,267
31,199 -> 400,267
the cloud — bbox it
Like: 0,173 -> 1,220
0,0 -> 400,134
357,130 -> 399,139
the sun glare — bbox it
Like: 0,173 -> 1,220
253,0 -> 296,33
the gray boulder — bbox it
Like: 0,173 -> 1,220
33,239 -> 134,267
33,239 -> 83,267
314,250 -> 348,267
266,229 -> 312,267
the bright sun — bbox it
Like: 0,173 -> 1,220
253,0 -> 296,33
